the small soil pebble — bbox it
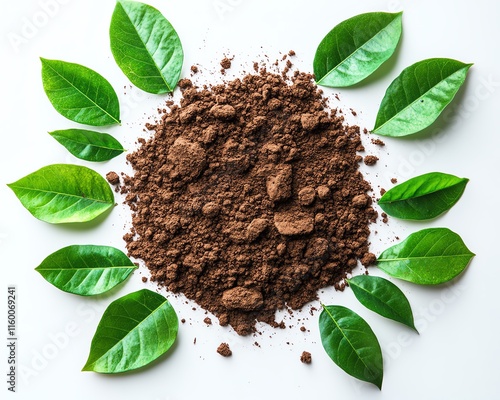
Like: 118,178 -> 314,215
222,287 -> 264,311
298,186 -> 316,206
371,138 -> 385,146
217,342 -> 232,357
220,57 -> 232,69
273,211 -> 314,236
391,177 -> 398,184
203,317 -> 212,325
300,351 -> 312,364
266,164 -> 292,202
364,155 -> 379,166
316,185 -> 331,200
106,171 -> 120,185
141,276 -> 147,283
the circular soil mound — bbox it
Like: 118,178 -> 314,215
120,64 -> 377,335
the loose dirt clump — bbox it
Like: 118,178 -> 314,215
120,60 -> 378,335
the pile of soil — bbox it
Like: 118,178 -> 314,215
118,58 -> 378,335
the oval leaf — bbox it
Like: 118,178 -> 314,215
377,228 -> 475,285
319,305 -> 383,389
7,164 -> 114,224
379,172 -> 469,220
347,275 -> 416,331
373,58 -> 472,136
110,0 -> 184,94
35,245 -> 137,296
49,129 -> 126,162
83,289 -> 178,373
314,12 -> 402,87
41,58 -> 120,126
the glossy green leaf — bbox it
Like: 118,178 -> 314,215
41,58 -> 120,126
7,164 -> 114,224
347,275 -> 416,331
314,12 -> 402,87
377,228 -> 475,285
83,289 -> 178,373
36,245 -> 137,296
49,129 -> 125,162
379,172 -> 469,220
319,305 -> 383,389
373,58 -> 472,136
110,0 -> 184,94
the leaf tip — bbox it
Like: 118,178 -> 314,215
81,361 -> 93,372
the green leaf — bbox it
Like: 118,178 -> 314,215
377,228 -> 475,285
373,58 -> 472,136
41,58 -> 120,126
110,0 -> 184,94
49,129 -> 126,162
83,289 -> 178,373
7,164 -> 114,224
319,305 -> 383,389
36,245 -> 137,296
314,12 -> 402,87
379,172 -> 469,220
347,275 -> 416,331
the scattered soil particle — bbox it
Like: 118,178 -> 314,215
217,342 -> 232,357
300,351 -> 312,364
106,171 -> 120,185
300,326 -> 306,332
371,138 -> 385,146
364,155 -> 379,166
191,65 -> 199,74
381,212 -> 389,224
220,57 -> 232,70
204,317 -> 212,325
141,276 -> 147,283
121,61 -> 378,335
391,177 -> 398,184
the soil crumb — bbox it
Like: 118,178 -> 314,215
300,351 -> 312,364
217,342 -> 232,357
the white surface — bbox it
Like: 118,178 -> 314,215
1,0 -> 499,399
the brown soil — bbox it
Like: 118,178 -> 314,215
217,342 -> 232,357
300,351 -> 312,364
119,59 -> 377,335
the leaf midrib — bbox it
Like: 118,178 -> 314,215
322,306 -> 373,372
44,61 -> 119,124
86,299 -> 168,369
317,15 -> 400,85
378,253 -> 472,262
37,265 -> 135,271
53,135 -> 124,152
118,2 -> 172,92
9,184 -> 112,205
374,66 -> 468,132
350,281 -> 404,318
379,180 -> 464,204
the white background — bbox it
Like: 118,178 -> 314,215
1,0 -> 499,399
